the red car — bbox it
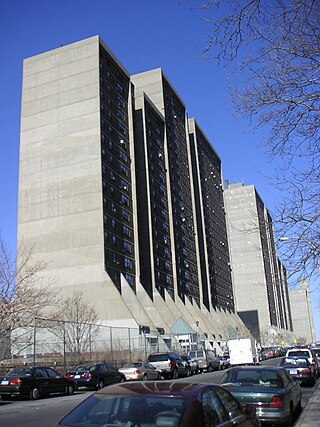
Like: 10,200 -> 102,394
56,381 -> 260,426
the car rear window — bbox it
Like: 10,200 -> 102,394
189,351 -> 204,358
287,351 -> 309,358
148,354 -> 168,362
6,368 -> 32,377
225,369 -> 282,388
59,394 -> 187,426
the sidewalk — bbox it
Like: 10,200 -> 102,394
295,380 -> 320,426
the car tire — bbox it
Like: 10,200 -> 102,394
29,386 -> 40,400
67,383 -> 75,395
186,367 -> 191,377
120,375 -> 125,383
308,377 -> 315,387
96,379 -> 104,390
142,374 -> 148,381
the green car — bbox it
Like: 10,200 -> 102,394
220,366 -> 301,426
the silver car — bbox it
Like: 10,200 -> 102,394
118,362 -> 160,381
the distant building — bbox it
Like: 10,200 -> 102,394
17,36 -> 249,354
289,279 -> 315,345
224,183 -> 293,344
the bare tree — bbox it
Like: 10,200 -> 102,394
0,238 -> 55,358
50,291 -> 100,363
181,0 -> 320,280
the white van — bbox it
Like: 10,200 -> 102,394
188,349 -> 220,372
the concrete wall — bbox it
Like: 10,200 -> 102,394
18,36 -> 137,325
224,184 -> 271,333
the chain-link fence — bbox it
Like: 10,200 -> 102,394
2,317 -> 186,374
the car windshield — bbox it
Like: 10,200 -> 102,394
222,369 -> 282,388
281,358 -> 309,366
5,367 -> 33,377
59,394 -> 187,426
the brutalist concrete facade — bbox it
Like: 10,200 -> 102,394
290,279 -> 315,344
18,36 -> 251,352
224,183 -> 293,343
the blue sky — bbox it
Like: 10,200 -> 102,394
0,0 -> 318,339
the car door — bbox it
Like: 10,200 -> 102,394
201,387 -> 230,426
46,368 -> 65,394
280,369 -> 301,410
104,364 -> 119,385
215,387 -> 256,426
34,367 -> 51,395
173,353 -> 186,375
144,362 -> 158,379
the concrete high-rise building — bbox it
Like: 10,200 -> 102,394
290,279 -> 315,344
18,36 -> 250,353
224,183 -> 293,343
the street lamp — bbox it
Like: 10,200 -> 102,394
279,236 -> 317,251
196,321 -> 199,349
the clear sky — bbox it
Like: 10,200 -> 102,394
0,0 -> 318,340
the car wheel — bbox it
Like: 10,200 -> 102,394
142,374 -> 148,381
186,367 -> 191,377
120,375 -> 125,383
295,399 -> 302,414
29,386 -> 40,400
96,379 -> 104,390
308,377 -> 315,387
67,383 -> 75,395
157,372 -> 161,380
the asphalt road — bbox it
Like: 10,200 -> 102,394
0,360 -> 317,427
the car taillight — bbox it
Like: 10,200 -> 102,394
300,369 -> 311,374
9,379 -> 22,386
82,373 -> 91,378
269,396 -> 284,408
311,358 -> 315,365
65,374 -> 74,378
135,370 -> 141,375
169,361 -> 172,369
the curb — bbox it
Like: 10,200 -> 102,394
295,380 -> 320,426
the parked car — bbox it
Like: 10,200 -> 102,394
220,366 -> 302,426
219,354 -> 230,370
285,348 -> 319,378
181,355 -> 200,375
56,381 -> 261,427
188,349 -> 220,372
118,362 -> 161,381
65,363 -> 125,390
0,366 -> 77,400
147,352 -> 189,379
279,356 -> 316,387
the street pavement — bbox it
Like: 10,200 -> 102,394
295,379 -> 320,426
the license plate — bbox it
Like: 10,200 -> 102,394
1,380 -> 9,385
74,375 -> 81,379
290,369 -> 297,375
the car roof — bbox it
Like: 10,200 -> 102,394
227,366 -> 284,372
94,381 -> 220,397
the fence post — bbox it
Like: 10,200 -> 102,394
144,333 -> 147,360
63,321 -> 66,374
33,318 -> 37,366
110,327 -> 113,364
128,328 -> 131,363
89,325 -> 92,362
